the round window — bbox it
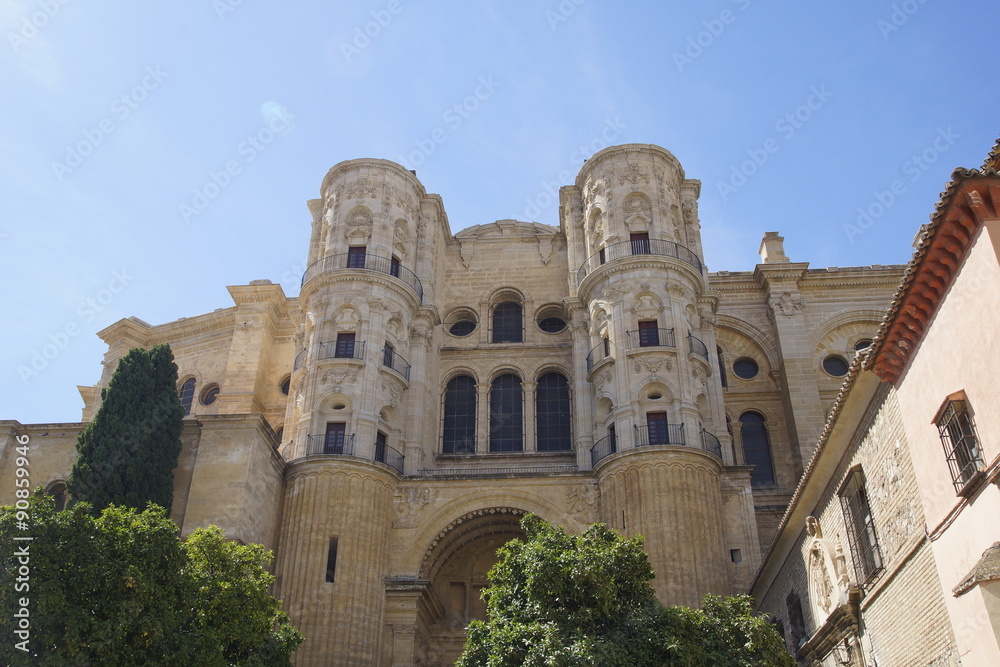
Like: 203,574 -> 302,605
854,339 -> 873,352
732,358 -> 759,380
538,317 -> 567,333
823,355 -> 849,377
449,320 -> 476,337
200,384 -> 220,406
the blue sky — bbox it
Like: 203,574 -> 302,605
2,0 -> 997,424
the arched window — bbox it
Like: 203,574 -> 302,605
492,302 -> 523,343
740,411 -> 775,486
442,375 -> 477,454
490,374 -> 523,452
46,481 -> 67,512
179,377 -> 196,415
536,372 -> 571,451
717,346 -> 728,388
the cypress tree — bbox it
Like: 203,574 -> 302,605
67,344 -> 184,513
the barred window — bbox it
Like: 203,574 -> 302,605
442,375 -> 476,454
936,398 -> 985,493
536,372 -> 571,451
839,468 -> 883,584
490,374 -> 523,452
179,377 -> 196,415
492,302 -> 523,343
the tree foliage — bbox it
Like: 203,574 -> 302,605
68,344 -> 184,513
0,495 -> 302,666
457,514 -> 794,667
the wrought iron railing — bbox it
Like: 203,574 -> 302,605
318,340 -> 366,361
625,328 -> 676,350
577,238 -> 703,284
293,348 -> 307,371
699,429 -> 723,460
586,339 -> 613,372
301,253 -> 423,302
590,433 -> 618,467
634,423 -> 687,447
687,334 -> 709,361
381,346 -> 411,381
306,432 -> 357,456
374,441 -> 405,474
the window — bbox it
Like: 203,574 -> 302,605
536,372 -> 571,451
46,481 -> 67,512
646,411 -> 670,445
936,398 -> 985,493
839,468 -> 883,583
630,232 -> 650,255
382,341 -> 394,369
717,347 -> 728,388
390,256 -> 401,277
732,358 -> 759,380
279,376 -> 291,395
335,333 -> 356,359
538,317 -> 567,333
638,320 -> 659,347
823,354 -> 849,377
324,422 -> 347,455
608,424 -> 617,453
449,320 -> 476,336
599,247 -> 606,264
492,301 -> 523,343
854,339 -> 873,352
375,431 -> 388,464
739,412 -> 775,486
347,246 -> 366,269
200,383 -> 220,406
325,537 -> 339,583
443,375 -> 477,454
179,377 -> 196,415
490,374 -> 523,452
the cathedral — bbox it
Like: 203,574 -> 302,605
2,144 -> 912,665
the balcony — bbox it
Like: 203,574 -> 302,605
381,346 -> 411,381
304,432 -> 404,474
590,433 -> 618,467
301,252 -> 424,302
577,238 -> 703,285
625,328 -> 676,350
634,423 -> 687,447
318,340 -> 366,361
699,429 -> 722,459
687,334 -> 709,361
293,348 -> 306,371
586,339 -> 613,373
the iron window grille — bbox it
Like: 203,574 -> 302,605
839,468 -> 884,584
936,399 -> 985,494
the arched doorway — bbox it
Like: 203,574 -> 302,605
417,508 -> 526,666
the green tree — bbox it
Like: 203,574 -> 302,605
0,495 -> 302,666
457,514 -> 793,667
68,344 -> 185,513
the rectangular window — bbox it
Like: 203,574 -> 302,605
375,431 -> 387,463
335,332 -> 356,359
347,246 -> 366,269
647,411 -> 669,445
390,256 -> 401,277
638,320 -> 659,347
630,232 -> 650,255
936,398 -> 985,493
598,247 -> 606,265
839,468 -> 883,584
383,342 -> 394,369
324,422 -> 346,455
325,537 -> 339,583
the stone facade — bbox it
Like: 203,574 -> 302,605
0,144 -> 907,665
751,144 -> 1000,665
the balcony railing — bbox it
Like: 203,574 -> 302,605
304,433 -> 404,473
381,346 -> 411,381
590,433 -> 618,467
634,423 -> 687,447
577,238 -> 703,285
625,328 -> 676,350
301,253 -> 424,302
293,348 -> 307,371
687,334 -> 709,361
586,339 -> 613,372
699,429 -> 723,460
318,340 -> 366,361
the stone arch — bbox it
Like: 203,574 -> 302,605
715,315 -> 780,371
809,309 -> 886,358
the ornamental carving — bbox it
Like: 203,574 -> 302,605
395,195 -> 417,218
769,292 -> 804,318
567,484 -> 599,518
619,163 -> 650,185
633,357 -> 670,373
321,367 -> 359,386
624,194 -> 651,214
368,297 -> 390,312
346,179 -> 378,200
347,208 -> 374,229
805,516 -> 851,627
